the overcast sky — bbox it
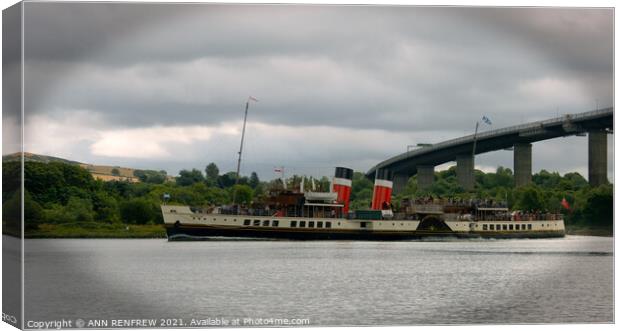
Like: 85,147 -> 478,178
14,3 -> 614,180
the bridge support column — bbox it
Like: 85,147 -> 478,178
417,165 -> 434,190
392,173 -> 409,195
588,130 -> 608,186
456,154 -> 475,191
514,143 -> 532,187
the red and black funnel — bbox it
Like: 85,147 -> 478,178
371,169 -> 393,210
332,167 -> 354,214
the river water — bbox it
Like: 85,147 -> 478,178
23,236 -> 612,327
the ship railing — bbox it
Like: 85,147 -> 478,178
511,213 -> 563,221
409,204 -> 444,214
474,213 -> 564,222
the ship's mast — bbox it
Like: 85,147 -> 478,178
233,97 -> 257,204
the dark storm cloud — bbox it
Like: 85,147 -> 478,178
19,3 -> 613,179
23,4 -> 612,132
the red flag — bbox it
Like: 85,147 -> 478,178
561,197 -> 571,210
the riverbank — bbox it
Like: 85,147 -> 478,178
25,223 -> 166,239
21,223 -> 612,238
565,224 -> 613,237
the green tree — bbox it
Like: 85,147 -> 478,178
582,184 -> 613,227
92,191 -> 120,223
120,198 -> 158,224
176,169 -> 205,186
24,191 -> 44,230
217,172 -> 239,188
205,163 -> 219,184
513,185 -> 545,211
231,185 -> 253,205
134,169 -> 166,184
65,196 -> 95,223
111,168 -> 121,176
249,172 -> 260,189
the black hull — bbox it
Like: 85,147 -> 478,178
165,224 -> 565,241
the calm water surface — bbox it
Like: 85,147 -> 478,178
24,236 -> 613,326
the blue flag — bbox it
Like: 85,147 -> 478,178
482,116 -> 492,125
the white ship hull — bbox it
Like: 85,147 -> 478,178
161,205 -> 565,241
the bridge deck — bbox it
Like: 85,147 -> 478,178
367,107 -> 613,178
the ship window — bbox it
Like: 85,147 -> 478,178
326,222 -> 332,228
502,224 -> 507,230
360,222 -> 367,228
170,210 -> 176,213
263,220 -> 270,226
244,219 -> 251,226
290,221 -> 297,227
338,222 -> 341,226
272,220 -> 279,227
253,220 -> 260,226
509,224 -> 513,230
300,221 -> 306,227
317,221 -> 323,228
309,221 -> 315,228
528,224 -> 532,230
515,224 -> 519,230
224,219 -> 227,222
483,224 -> 488,230
490,224 -> 495,230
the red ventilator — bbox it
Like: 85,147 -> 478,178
371,169 -> 393,210
332,167 -> 354,214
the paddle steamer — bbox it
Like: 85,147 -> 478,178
161,167 -> 565,240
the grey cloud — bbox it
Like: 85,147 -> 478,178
18,3 -> 613,178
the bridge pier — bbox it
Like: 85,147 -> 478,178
588,130 -> 608,186
392,173 -> 409,195
514,143 -> 532,187
417,165 -> 434,190
456,154 -> 475,191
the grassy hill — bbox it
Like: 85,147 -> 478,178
3,152 -> 148,182
3,152 -> 80,165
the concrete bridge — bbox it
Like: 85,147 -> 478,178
366,108 -> 613,193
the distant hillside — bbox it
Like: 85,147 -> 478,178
2,152 -> 171,183
3,152 -> 80,165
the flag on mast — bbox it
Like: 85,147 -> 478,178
561,197 -> 571,210
248,96 -> 259,102
482,115 -> 492,125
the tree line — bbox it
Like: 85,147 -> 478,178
2,161 -> 613,233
